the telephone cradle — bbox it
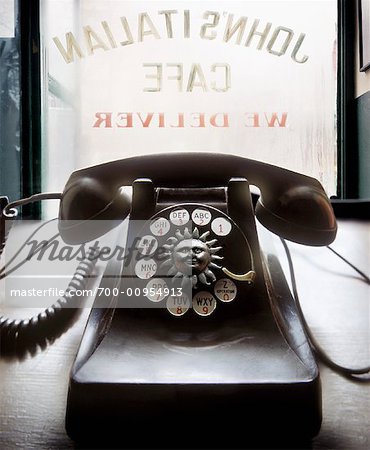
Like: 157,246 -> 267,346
2,154 -> 338,446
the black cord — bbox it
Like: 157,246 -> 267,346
280,237 -> 370,376
0,193 -> 63,272
0,192 -> 99,357
0,247 -> 99,357
3,193 -> 62,216
327,245 -> 370,284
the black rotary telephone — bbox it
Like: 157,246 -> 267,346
1,153 -> 337,447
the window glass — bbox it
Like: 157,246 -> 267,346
0,0 -> 21,200
40,0 -> 337,195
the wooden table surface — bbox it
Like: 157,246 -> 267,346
0,219 -> 369,449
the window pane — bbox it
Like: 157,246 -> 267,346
41,0 -> 337,196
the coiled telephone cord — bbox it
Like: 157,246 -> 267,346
0,194 -> 98,355
0,254 -> 98,354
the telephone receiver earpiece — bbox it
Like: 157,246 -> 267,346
59,178 -> 131,244
255,184 -> 337,246
58,153 -> 337,246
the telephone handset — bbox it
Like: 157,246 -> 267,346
1,154 -> 337,446
58,153 -> 336,245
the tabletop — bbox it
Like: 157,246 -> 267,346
0,218 -> 369,449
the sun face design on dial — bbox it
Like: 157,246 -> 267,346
159,227 -> 223,288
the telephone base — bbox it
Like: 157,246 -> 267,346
67,376 -> 320,448
66,247 -> 321,447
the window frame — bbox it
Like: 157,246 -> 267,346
337,0 -> 357,199
20,0 -> 42,216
